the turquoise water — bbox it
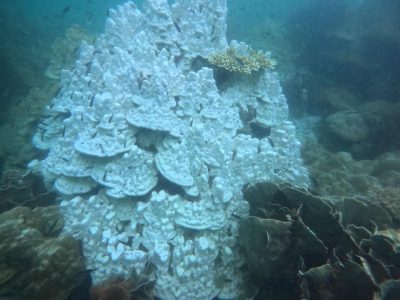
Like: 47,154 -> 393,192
1,0 -> 130,35
1,0 -> 313,38
3,0 -> 398,107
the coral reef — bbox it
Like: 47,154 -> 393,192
45,24 -> 94,80
207,41 -> 276,74
325,110 -> 369,143
367,184 -> 400,224
298,133 -> 400,197
0,168 -> 56,213
240,182 -> 400,299
0,206 -> 85,299
316,100 -> 400,159
227,0 -> 400,200
31,0 -> 309,299
0,85 -> 58,170
91,279 -> 132,300
313,87 -> 361,116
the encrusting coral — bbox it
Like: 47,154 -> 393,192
367,184 -> 400,224
207,45 -> 276,74
0,206 -> 85,299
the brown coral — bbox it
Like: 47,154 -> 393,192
367,184 -> 400,223
90,278 -> 132,300
207,46 -> 275,74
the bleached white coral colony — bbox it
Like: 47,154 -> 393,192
32,0 -> 309,299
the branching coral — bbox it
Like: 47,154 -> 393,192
207,45 -> 276,74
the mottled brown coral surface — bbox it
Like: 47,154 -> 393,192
0,206 -> 85,300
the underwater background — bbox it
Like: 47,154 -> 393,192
1,0 -> 400,299
2,0 -> 400,169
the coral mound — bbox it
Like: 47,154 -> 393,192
31,0 -> 309,299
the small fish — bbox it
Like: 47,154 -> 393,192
89,94 -> 95,107
173,21 -> 181,33
55,86 -> 63,97
118,237 -> 134,247
267,137 -> 275,148
85,62 -> 92,75
62,5 -> 72,15
116,220 -> 131,233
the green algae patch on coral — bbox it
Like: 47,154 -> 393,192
207,41 -> 276,74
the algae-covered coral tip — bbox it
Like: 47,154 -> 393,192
207,46 -> 275,74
